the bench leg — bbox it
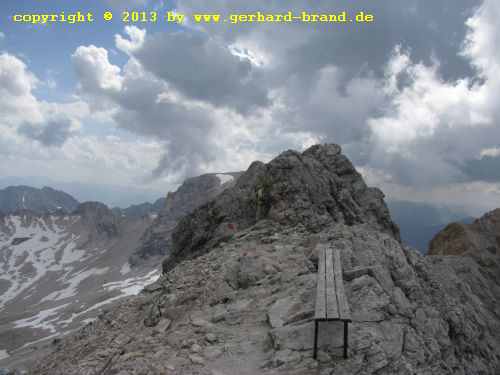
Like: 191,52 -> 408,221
343,321 -> 349,359
313,320 -> 319,359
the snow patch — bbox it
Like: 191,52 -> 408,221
41,267 -> 109,302
0,216 -> 69,308
120,262 -> 131,275
59,238 -> 86,264
21,333 -> 60,349
60,270 -> 161,326
104,269 -> 160,296
0,349 -> 9,360
216,174 -> 234,185
14,303 -> 69,333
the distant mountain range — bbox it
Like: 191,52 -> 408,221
0,176 -> 164,209
0,186 -> 80,214
0,186 -> 477,256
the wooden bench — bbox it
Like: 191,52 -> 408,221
313,246 -> 351,359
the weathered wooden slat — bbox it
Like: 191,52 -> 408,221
325,249 -> 339,319
333,248 -> 351,321
314,247 -> 327,320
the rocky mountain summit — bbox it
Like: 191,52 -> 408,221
0,186 -> 79,214
24,144 -> 500,375
429,208 -> 500,256
165,144 -> 399,273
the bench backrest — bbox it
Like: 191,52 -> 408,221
314,246 -> 351,321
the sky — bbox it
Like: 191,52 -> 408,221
1,0 -> 500,214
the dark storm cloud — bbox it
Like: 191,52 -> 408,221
177,0 -> 481,82
285,0 -> 480,82
18,118 -> 74,147
110,65 -> 219,179
134,32 -> 270,114
172,0 -> 483,150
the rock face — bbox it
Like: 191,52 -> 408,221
73,201 -> 120,237
23,144 -> 500,375
164,144 -> 399,272
130,173 -> 240,265
429,208 -> 500,256
0,186 -> 79,214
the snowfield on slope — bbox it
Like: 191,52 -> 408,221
0,213 -> 158,356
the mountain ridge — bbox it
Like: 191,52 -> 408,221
0,186 -> 80,215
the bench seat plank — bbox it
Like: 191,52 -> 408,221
325,248 -> 339,320
314,248 -> 327,320
333,248 -> 351,321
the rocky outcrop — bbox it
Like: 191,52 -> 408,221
0,186 -> 79,214
164,144 -> 400,272
429,208 -> 500,256
130,173 -> 240,265
73,201 -> 119,237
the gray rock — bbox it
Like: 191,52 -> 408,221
153,318 -> 172,334
189,354 -> 205,365
270,349 -> 302,367
143,302 -> 161,327
205,333 -> 217,343
267,296 -> 311,328
204,347 -> 223,360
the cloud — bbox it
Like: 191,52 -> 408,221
72,42 -> 218,180
365,0 -> 500,189
133,31 -> 270,113
0,54 -> 165,188
0,53 -> 38,97
0,53 -> 160,189
480,147 -> 500,158
176,0 -> 480,79
72,45 -> 123,93
18,117 -> 75,147
66,2 -> 498,206
115,26 -> 146,55
0,53 -> 89,149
